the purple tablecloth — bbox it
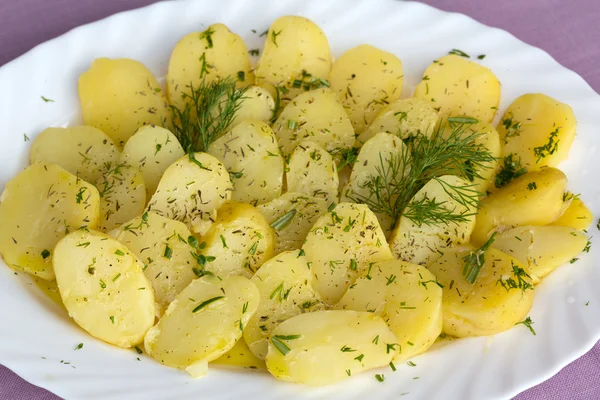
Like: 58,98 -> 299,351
0,0 -> 599,399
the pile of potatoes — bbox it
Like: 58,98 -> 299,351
0,15 -> 591,386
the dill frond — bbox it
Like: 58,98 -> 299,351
462,231 -> 497,284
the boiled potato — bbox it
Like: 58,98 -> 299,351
265,310 -> 398,385
472,168 -> 567,245
199,202 -> 275,278
329,44 -> 404,133
79,58 -> 170,147
208,120 -> 283,205
146,152 -> 233,235
286,141 -> 338,201
336,260 -> 442,361
30,126 -> 120,183
0,163 -> 100,280
212,338 -> 266,370
389,175 -> 476,265
228,86 -> 274,129
257,193 -> 329,254
255,16 -> 331,100
466,122 -> 501,194
498,93 -> 576,170
144,275 -> 259,377
53,230 -> 154,347
414,55 -> 500,123
492,226 -> 588,280
357,97 -> 439,145
303,203 -> 393,304
428,248 -> 534,337
96,164 -> 146,232
121,125 -> 184,197
113,212 -> 198,316
272,88 -> 354,156
551,197 -> 593,230
167,23 -> 254,110
244,250 -> 324,359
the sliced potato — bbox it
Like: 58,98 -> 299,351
144,275 -> 259,377
389,175 -> 476,265
467,122 -> 501,194
492,226 -> 588,280
53,230 -> 155,347
208,120 -> 283,205
0,163 -> 100,280
336,260 -> 442,361
113,212 -> 198,316
272,88 -> 354,156
427,248 -> 534,337
244,250 -> 324,359
30,126 -> 120,183
211,338 -> 266,370
199,202 -> 275,278
265,310 -> 398,385
121,125 -> 184,197
498,93 -> 577,170
303,203 -> 393,304
167,23 -> 254,110
472,168 -> 567,245
146,152 -> 233,235
228,86 -> 274,129
257,193 -> 329,254
79,58 -> 170,147
287,141 -> 338,201
550,197 -> 594,230
413,55 -> 500,123
329,44 -> 404,133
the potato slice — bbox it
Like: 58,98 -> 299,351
53,230 -> 155,347
113,212 -> 198,316
146,152 -> 233,235
492,226 -> 588,281
144,275 -> 259,377
472,168 -> 567,245
287,141 -> 338,201
336,260 -> 442,362
329,44 -> 404,133
497,93 -> 577,170
265,310 -> 398,385
30,126 -> 120,183
257,193 -> 329,254
550,197 -> 594,230
467,122 -> 501,194
413,55 -> 500,123
358,98 -> 439,145
0,163 -> 100,280
389,175 -> 476,265
228,86 -> 274,129
199,202 -> 274,278
427,248 -> 534,337
79,58 -> 170,147
121,125 -> 184,197
211,338 -> 266,370
208,120 -> 283,205
303,203 -> 393,304
272,88 -> 355,156
167,23 -> 254,110
244,250 -> 325,359
255,16 -> 331,100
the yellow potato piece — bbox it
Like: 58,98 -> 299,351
244,250 -> 324,360
79,58 -> 170,147
551,197 -> 594,230
211,338 -> 266,370
53,230 -> 155,347
492,226 -> 588,281
144,275 -> 259,377
336,260 -> 442,362
329,44 -> 404,133
0,163 -> 100,280
472,168 -> 567,245
427,248 -> 534,337
414,55 -> 500,123
30,126 -> 120,183
303,203 -> 393,304
146,152 -> 233,235
287,141 -> 338,202
497,93 -> 576,170
463,122 -> 501,194
227,86 -> 274,129
265,310 -> 398,385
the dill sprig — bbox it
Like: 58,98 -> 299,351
170,76 -> 248,153
462,232 -> 497,284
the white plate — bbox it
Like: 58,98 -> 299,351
1,0 -> 599,399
